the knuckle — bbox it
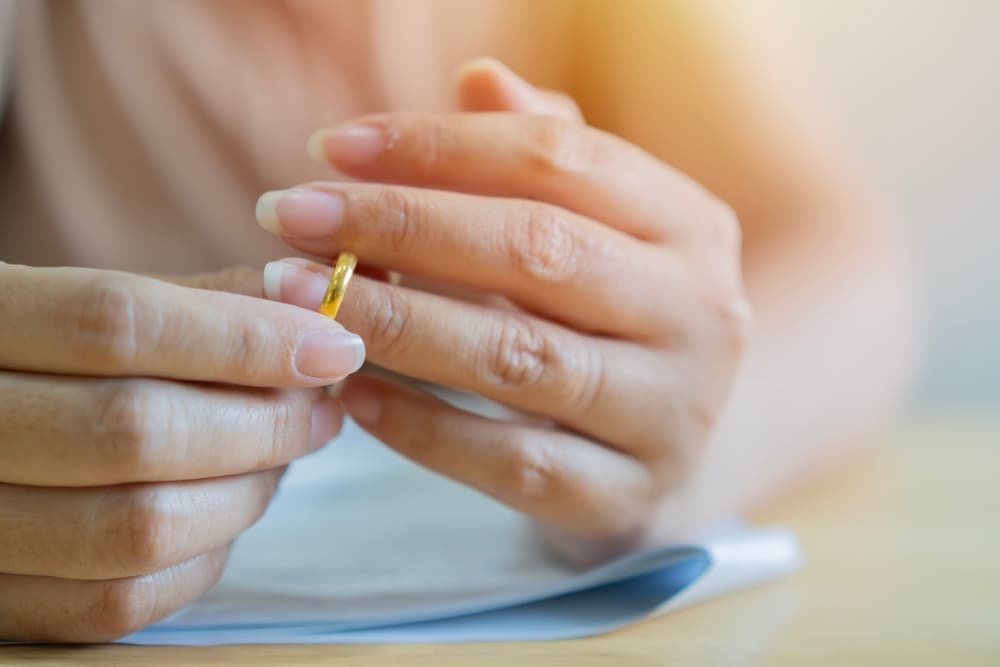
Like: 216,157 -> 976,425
94,380 -> 171,475
409,118 -> 449,178
496,438 -> 558,508
366,287 -> 412,357
507,204 -> 581,284
481,318 -> 601,417
223,317 -> 274,380
111,487 -> 186,574
483,318 -> 550,391
699,198 -> 743,250
712,294 -> 753,358
73,278 -> 140,370
263,396 -> 298,467
87,578 -> 156,640
523,117 -> 590,177
372,188 -> 423,254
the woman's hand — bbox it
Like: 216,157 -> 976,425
0,264 -> 364,641
256,61 -> 751,563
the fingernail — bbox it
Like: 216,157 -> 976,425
345,385 -> 382,425
262,260 -> 285,301
308,124 -> 385,169
255,188 -> 343,238
453,56 -> 502,82
457,56 -> 530,88
455,57 -> 537,102
262,260 -> 330,307
309,398 -> 344,448
294,329 -> 366,380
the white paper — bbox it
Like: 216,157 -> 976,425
122,419 -> 803,645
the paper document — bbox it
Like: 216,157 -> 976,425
123,419 -> 804,645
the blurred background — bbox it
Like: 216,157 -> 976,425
2,1 -> 995,410
766,0 -> 999,409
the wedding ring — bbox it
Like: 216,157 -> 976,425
318,252 -> 357,319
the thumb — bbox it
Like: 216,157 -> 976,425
455,57 -> 584,122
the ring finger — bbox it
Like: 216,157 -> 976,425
265,259 -> 677,452
343,374 -> 653,539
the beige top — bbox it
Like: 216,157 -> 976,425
0,0 -> 573,272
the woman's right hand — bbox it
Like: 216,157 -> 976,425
0,263 -> 365,642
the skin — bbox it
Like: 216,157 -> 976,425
256,61 -> 750,553
0,0 -> 914,642
0,264 -> 367,641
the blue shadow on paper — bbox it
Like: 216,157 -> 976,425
130,546 -> 711,644
333,546 -> 711,642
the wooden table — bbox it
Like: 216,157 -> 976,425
4,415 -> 998,666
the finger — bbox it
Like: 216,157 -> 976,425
157,264 -> 394,296
0,469 -> 280,580
255,183 -> 677,338
0,264 -> 365,386
0,371 -> 343,486
306,111 -> 724,242
343,375 -> 652,538
264,259 -> 674,451
0,546 -> 229,643
454,57 -> 585,121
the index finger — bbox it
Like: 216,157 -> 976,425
0,264 -> 365,387
307,112 -> 722,242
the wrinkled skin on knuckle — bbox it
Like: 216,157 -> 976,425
222,316 -> 277,381
365,287 -> 412,358
261,393 -> 300,469
85,577 -> 158,641
72,278 -> 141,371
482,318 -> 550,391
110,487 -> 186,576
93,380 -> 172,478
494,437 -> 559,511
406,116 -> 450,179
507,204 -> 581,285
480,317 -> 601,418
522,116 -> 593,178
370,188 -> 425,254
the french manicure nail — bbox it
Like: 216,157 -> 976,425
294,329 -> 366,380
262,261 -> 285,300
308,124 -> 385,170
256,190 -> 285,234
262,259 -> 330,308
255,189 -> 344,238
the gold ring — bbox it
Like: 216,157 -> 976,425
318,252 -> 357,319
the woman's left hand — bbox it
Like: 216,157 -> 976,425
255,61 -> 751,562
